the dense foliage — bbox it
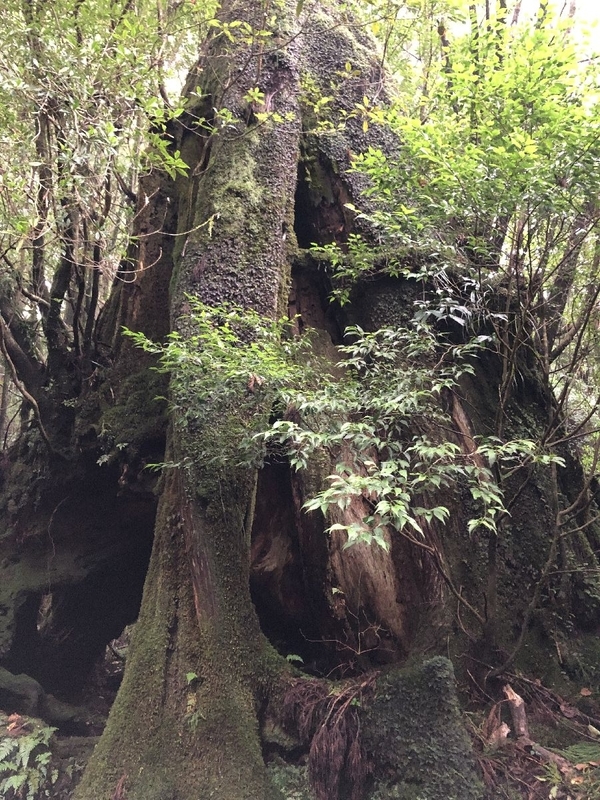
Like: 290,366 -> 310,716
0,0 -> 214,446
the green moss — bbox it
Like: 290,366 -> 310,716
267,761 -> 313,800
510,624 -> 570,694
562,634 -> 600,689
216,146 -> 263,221
98,369 -> 167,456
170,77 -> 300,318
528,719 -> 580,752
74,464 -> 285,800
362,658 -> 484,800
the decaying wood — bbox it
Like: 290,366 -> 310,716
503,684 -> 529,739
502,684 -> 573,774
482,701 -> 510,750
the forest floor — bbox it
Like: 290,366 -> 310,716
3,646 -> 600,799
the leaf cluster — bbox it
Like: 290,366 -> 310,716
125,299 -> 317,469
260,321 -> 553,547
129,302 -> 560,550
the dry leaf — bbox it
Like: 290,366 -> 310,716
560,703 -> 577,719
580,688 -> 592,696
7,721 -> 30,736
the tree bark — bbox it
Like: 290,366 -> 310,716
76,2 -> 303,796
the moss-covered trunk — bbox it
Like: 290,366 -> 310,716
74,464 -> 285,800
75,3 -> 302,797
72,4 -> 485,797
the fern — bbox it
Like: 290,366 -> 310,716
2,771 -> 27,791
0,739 -> 16,761
560,742 -> 600,763
16,737 -> 37,769
0,719 -> 57,799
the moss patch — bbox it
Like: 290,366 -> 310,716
362,658 -> 484,800
268,761 -> 313,800
96,368 -> 168,458
562,633 -> 600,689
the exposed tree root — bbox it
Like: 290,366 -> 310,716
282,673 -> 377,800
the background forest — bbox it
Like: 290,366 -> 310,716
2,0 -> 600,798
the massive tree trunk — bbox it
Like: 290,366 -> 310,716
78,4 -> 303,796
2,2 -> 600,799
74,5 -> 478,798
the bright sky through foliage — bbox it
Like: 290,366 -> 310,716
520,0 -> 600,53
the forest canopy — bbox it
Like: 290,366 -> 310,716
0,0 -> 598,447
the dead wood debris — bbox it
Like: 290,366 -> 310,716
474,679 -> 600,799
111,773 -> 127,800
